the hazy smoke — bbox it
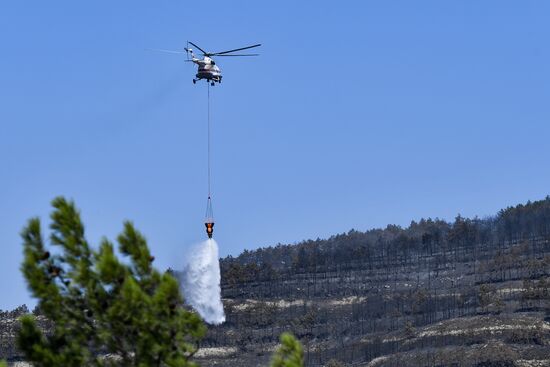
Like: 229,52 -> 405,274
178,239 -> 225,325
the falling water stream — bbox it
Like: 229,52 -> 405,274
178,239 -> 225,325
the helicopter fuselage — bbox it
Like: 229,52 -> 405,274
192,56 -> 222,85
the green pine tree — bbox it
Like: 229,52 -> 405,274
18,197 -> 206,367
270,332 -> 304,367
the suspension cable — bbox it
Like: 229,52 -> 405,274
207,82 -> 211,198
204,82 -> 214,238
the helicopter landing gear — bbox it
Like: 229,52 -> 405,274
210,81 -> 215,86
193,79 -> 196,84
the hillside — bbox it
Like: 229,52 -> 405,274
2,197 -> 550,366
200,197 -> 550,366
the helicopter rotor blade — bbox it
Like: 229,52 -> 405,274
147,48 -> 188,55
214,54 -> 259,57
210,44 -> 261,56
188,41 -> 209,55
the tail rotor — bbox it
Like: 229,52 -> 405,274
184,41 -> 195,60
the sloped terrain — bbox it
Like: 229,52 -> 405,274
195,199 -> 550,366
194,238 -> 550,366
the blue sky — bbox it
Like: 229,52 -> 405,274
1,1 -> 549,309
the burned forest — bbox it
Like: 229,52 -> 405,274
205,197 -> 550,366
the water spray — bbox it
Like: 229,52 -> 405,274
179,239 -> 225,324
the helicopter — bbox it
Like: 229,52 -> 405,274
152,41 -> 261,86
